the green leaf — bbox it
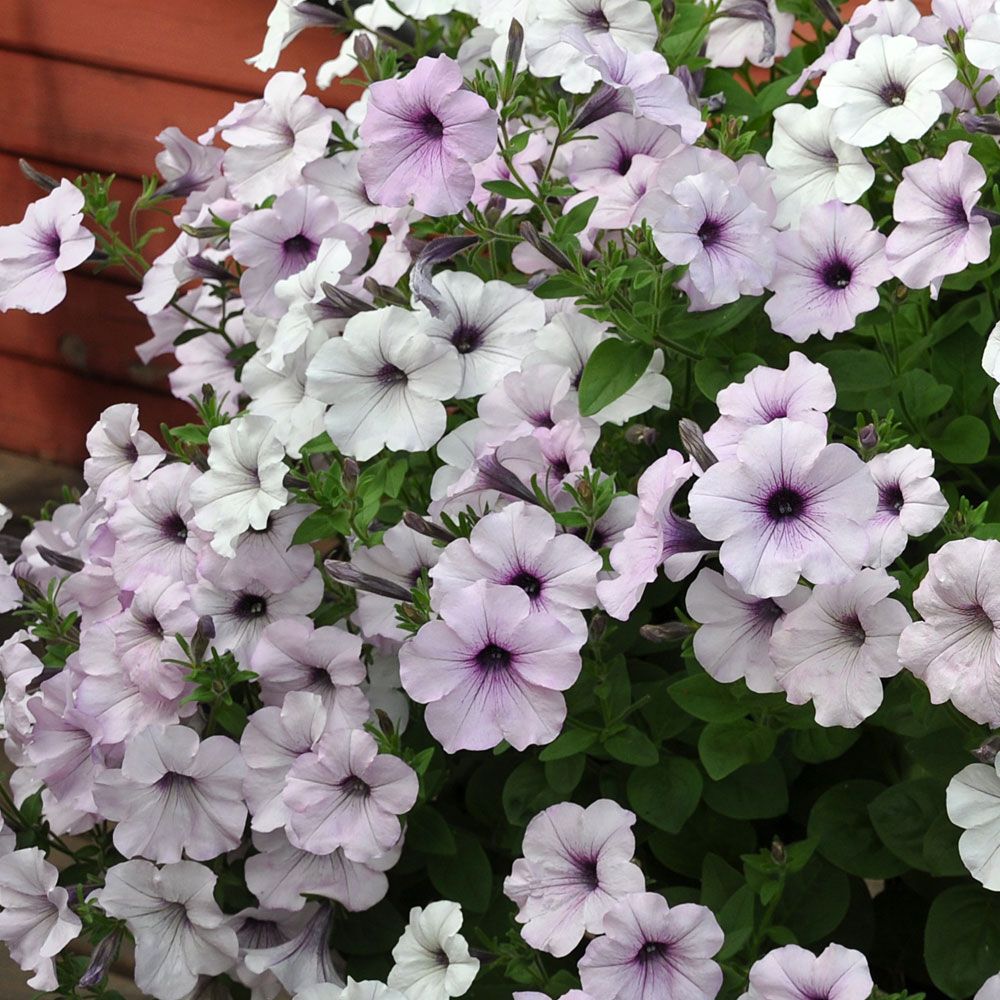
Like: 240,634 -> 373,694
578,339 -> 655,417
604,725 -> 659,766
896,369 -> 952,420
325,900 -> 404,955
933,415 -> 990,465
925,886 -> 1000,999
808,780 -> 910,879
544,754 -> 586,795
626,758 -> 703,833
538,728 -> 597,762
775,856 -> 851,946
292,509 -> 350,545
702,758 -> 788,820
790,725 -> 860,764
868,779 -> 945,872
669,674 -> 749,723
405,805 -> 457,856
556,196 -> 598,238
482,178 -> 530,199
532,274 -> 583,299
698,720 -> 776,780
666,296 -> 763,343
819,349 -> 893,395
428,831 -> 493,913
503,761 -> 558,826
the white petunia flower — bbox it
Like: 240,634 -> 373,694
966,11 -> 1000,74
817,34 -> 957,147
190,415 -> 290,557
387,900 -> 480,1000
947,759 -> 1000,889
306,307 -> 463,461
766,104 -> 875,229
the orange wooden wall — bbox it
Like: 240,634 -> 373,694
0,0 -> 353,464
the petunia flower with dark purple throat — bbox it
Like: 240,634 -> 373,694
359,55 -> 498,217
765,200 -> 890,342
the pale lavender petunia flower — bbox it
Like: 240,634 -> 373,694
429,502 -> 602,642
154,127 -> 223,198
686,569 -> 809,694
359,55 -> 498,217
579,891 -> 724,1000
251,619 -> 368,722
504,800 -> 645,958
703,0 -> 794,69
284,727 -> 418,859
95,860 -> 239,1000
766,201 -> 890,342
94,724 -> 247,863
947,756 -> 1000,890
230,186 -> 361,317
567,113 -> 684,190
898,537 -> 1000,726
978,975 -> 1000,1000
0,179 -> 95,314
739,943 -> 874,1000
245,828 -> 399,913
221,70 -> 335,203
0,848 -> 83,992
703,352 -> 836,464
387,900 -> 479,1000
597,451 -> 715,621
232,906 -> 315,1000
399,580 -> 584,752
515,994 -> 595,1000
689,419 -> 876,599
649,168 -> 775,309
190,415 -> 290,558
865,445 -> 947,568
770,568 -> 910,727
885,141 -> 991,291
84,403 -> 165,502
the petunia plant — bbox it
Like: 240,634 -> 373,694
6,0 -> 1000,998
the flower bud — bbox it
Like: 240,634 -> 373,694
639,622 -> 693,643
353,32 -> 375,64
402,511 -> 456,544
193,615 -> 215,661
483,193 -> 506,225
342,458 -> 360,494
78,928 -> 124,989
678,418 -> 718,470
770,835 -> 787,865
376,708 -> 395,736
812,0 -> 842,28
325,560 -> 413,601
19,158 -> 59,192
505,18 -> 525,71
625,424 -> 658,446
661,0 -> 676,23
858,423 -> 878,450
959,112 -> 1000,135
973,735 -> 1000,765
518,222 -> 574,271
589,612 -> 608,641
36,545 -> 84,574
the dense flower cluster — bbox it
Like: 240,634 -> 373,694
4,0 -> 1000,998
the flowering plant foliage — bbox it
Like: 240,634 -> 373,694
9,0 -> 1000,998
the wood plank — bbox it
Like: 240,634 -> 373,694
0,272 -> 176,390
0,0 -> 355,101
0,355 -> 190,464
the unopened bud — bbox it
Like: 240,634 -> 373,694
402,511 -> 456,544
959,112 -> 1000,135
770,835 -> 787,865
589,613 -> 608,641
894,283 -> 909,303
319,282 -> 375,318
945,28 -> 961,53
678,419 -> 718,470
974,735 -> 1000,765
701,91 -> 726,114
518,222 -> 574,271
376,708 -> 395,736
342,458 -> 359,493
639,622 -> 693,643
858,423 -> 878,451
36,546 -> 84,574
363,276 -> 409,307
19,158 -> 59,192
661,0 -> 676,23
78,928 -> 124,989
505,18 -> 525,70
193,615 -> 215,661
187,255 -> 236,283
484,193 -> 506,225
325,560 -> 413,601
625,424 -> 658,447
812,0 -> 842,28
353,32 -> 375,64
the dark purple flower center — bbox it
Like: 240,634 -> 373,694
156,772 -> 194,792
821,258 -> 853,290
377,363 -> 409,387
878,482 -> 905,512
509,571 -> 543,599
586,6 -> 610,29
338,775 -> 371,799
140,614 -> 164,639
419,110 -> 445,139
946,195 -> 970,227
616,151 -> 634,175
698,217 -> 723,248
234,592 -> 268,619
123,442 -> 140,462
451,322 -> 484,354
41,228 -> 63,255
549,455 -> 571,478
161,512 -> 189,543
880,80 -> 907,106
636,940 -> 667,964
752,598 -> 785,627
475,642 -> 512,672
838,612 -> 867,647
573,854 -> 600,889
766,486 -> 805,521
283,233 -> 318,270
309,667 -> 335,691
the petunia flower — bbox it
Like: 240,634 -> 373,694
153,126 -> 223,199
864,445 -> 948,568
96,860 -> 239,1000
0,848 -> 83,992
765,200 -> 891,342
898,537 -> 1000,726
567,113 -> 684,190
686,569 -> 809,694
504,800 -> 645,958
284,727 -> 418,860
387,900 -> 480,1000
817,34 -> 957,147
359,55 -> 498,217
94,724 -> 247,863
0,179 -> 95,314
739,943 -> 874,1000
947,758 -> 1000,890
885,141 -> 991,291
306,306 -> 463,461
769,568 -> 911,727
703,0 -> 795,69
190,415 -> 290,558
578,891 -> 724,1000
399,579 -> 584,752
83,403 -> 165,502
415,271 -> 545,399
688,419 -> 876,599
